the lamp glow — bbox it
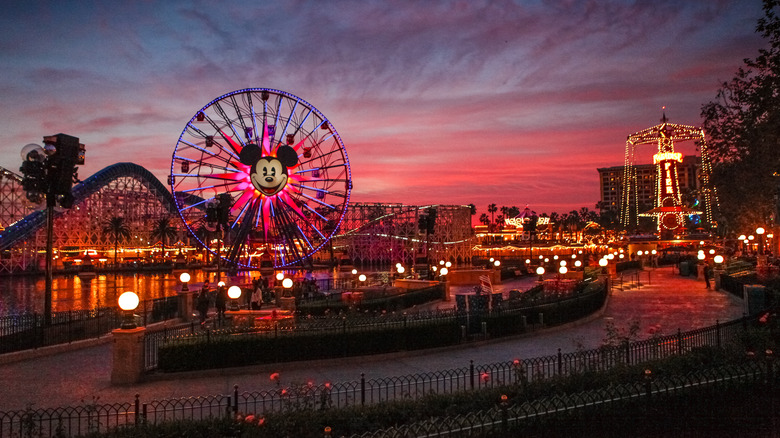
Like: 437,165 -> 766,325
118,291 -> 139,311
358,274 -> 367,282
559,267 -> 567,274
536,267 -> 545,275
599,258 -> 608,267
714,255 -> 724,264
179,272 -> 191,283
227,285 -> 242,299
275,272 -> 284,281
282,277 -> 293,289
757,227 -> 765,235
440,267 -> 448,276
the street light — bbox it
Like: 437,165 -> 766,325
756,227 -> 765,255
227,285 -> 241,311
536,266 -> 545,281
118,291 -> 140,329
179,272 -> 191,292
358,274 -> 367,283
493,260 -> 500,268
599,258 -> 608,275
714,255 -> 724,264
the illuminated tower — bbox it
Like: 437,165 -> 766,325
620,113 -> 717,237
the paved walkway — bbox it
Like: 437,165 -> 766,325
0,266 -> 745,412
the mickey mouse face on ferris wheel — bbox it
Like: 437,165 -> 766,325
239,144 -> 299,197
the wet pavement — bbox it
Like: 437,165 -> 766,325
0,265 -> 745,412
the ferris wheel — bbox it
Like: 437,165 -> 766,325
170,88 -> 352,269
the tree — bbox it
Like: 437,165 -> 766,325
701,0 -> 780,233
102,216 -> 131,269
151,217 -> 179,261
487,204 -> 498,230
479,213 -> 490,226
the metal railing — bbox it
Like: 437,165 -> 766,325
0,296 -> 178,355
0,310 -> 765,437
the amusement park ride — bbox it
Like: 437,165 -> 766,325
169,88 -> 353,271
620,113 -> 717,240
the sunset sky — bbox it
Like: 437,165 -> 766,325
0,0 -> 767,218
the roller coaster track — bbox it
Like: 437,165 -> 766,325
0,162 -> 176,250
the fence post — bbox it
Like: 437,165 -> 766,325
360,373 -> 366,406
500,394 -> 509,432
134,394 -> 140,426
716,320 -> 721,349
677,329 -> 682,355
625,342 -> 631,365
644,369 -> 653,410
233,384 -> 239,415
470,360 -> 475,390
557,348 -> 563,375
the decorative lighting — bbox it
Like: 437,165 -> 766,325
574,260 -> 582,268
440,267 -> 449,276
493,260 -> 500,267
697,253 -> 705,260
282,277 -> 293,289
179,272 -> 191,292
756,227 -> 765,235
227,285 -> 242,310
118,291 -> 140,329
351,268 -> 358,275
358,274 -> 367,282
445,261 -> 452,268
559,266 -> 567,275
599,258 -> 608,267
560,260 -> 567,267
397,266 -> 405,274
275,272 -> 284,281
536,266 -> 545,276
714,255 -> 724,264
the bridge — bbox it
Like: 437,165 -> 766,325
0,164 -> 474,273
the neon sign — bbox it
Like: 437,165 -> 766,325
653,152 -> 682,164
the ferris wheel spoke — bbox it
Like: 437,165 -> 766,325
172,88 -> 351,269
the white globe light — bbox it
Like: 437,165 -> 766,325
651,249 -> 657,255
571,254 -> 577,259
756,227 -> 765,235
536,267 -> 545,275
493,260 -> 500,267
559,267 -> 568,274
637,251 -> 643,256
227,285 -> 242,299
282,277 -> 293,288
698,253 -> 706,260
445,261 -> 452,268
217,281 -> 225,287
599,258 -> 608,267
179,272 -> 190,283
440,267 -> 448,276
358,274 -> 367,282
275,272 -> 284,281
395,262 -> 402,268
560,260 -> 566,267
738,234 -> 746,241
525,259 -> 531,264
351,269 -> 358,275
709,249 -> 715,255
397,266 -> 405,274
431,265 -> 437,272
118,291 -> 140,311
714,255 -> 724,264
574,260 -> 582,267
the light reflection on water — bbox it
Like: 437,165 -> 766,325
0,268 -> 348,316
0,270 -> 233,316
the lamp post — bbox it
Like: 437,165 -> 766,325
180,272 -> 191,292
536,266 -> 545,282
757,227 -> 766,256
112,290 -> 145,384
117,291 -> 140,329
227,285 -> 241,311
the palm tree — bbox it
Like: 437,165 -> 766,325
151,217 -> 179,262
479,213 -> 490,226
102,216 -> 131,270
487,204 -> 497,231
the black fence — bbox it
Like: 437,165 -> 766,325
144,283 -> 608,371
350,360 -> 776,438
0,296 -> 178,355
0,311 -> 768,438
